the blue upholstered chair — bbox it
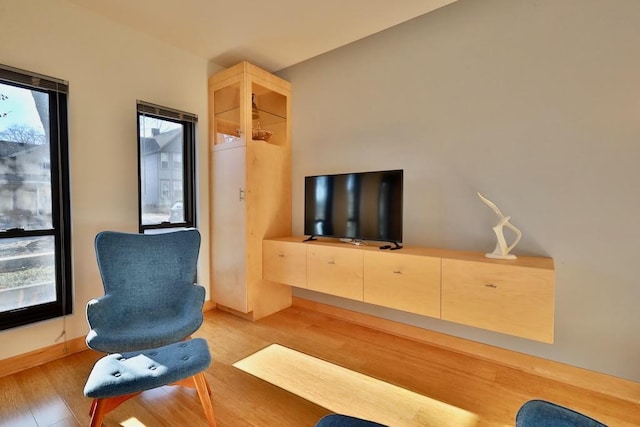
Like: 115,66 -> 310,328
315,415 -> 386,427
516,400 -> 607,427
86,229 -> 206,353
315,400 -> 608,427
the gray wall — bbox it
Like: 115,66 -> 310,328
278,0 -> 640,382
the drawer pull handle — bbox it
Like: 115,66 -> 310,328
277,252 -> 285,257
393,270 -> 402,274
485,283 -> 498,288
327,259 -> 335,265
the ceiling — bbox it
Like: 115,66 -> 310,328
65,0 -> 459,72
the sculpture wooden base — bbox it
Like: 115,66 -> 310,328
485,252 -> 517,260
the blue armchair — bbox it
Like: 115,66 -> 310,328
516,400 -> 607,427
316,415 -> 386,426
86,229 -> 206,353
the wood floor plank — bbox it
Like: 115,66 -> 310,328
136,384 -> 210,425
0,375 -> 38,427
37,350 -> 101,427
47,417 -> 81,427
14,365 -> 77,426
205,360 -> 327,427
234,344 -> 482,426
0,305 -> 638,426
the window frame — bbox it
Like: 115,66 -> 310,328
136,101 -> 197,233
0,64 -> 72,330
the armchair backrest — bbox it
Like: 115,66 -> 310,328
87,229 -> 204,353
95,229 -> 201,300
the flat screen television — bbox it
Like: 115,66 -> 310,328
304,169 -> 403,243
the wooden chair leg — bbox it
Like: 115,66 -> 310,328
89,373 -> 213,426
171,374 -> 212,396
89,393 -> 141,427
90,398 -> 107,427
193,372 -> 217,427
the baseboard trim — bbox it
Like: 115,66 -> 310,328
292,297 -> 640,405
215,304 -> 255,321
0,336 -> 88,379
203,299 -> 217,312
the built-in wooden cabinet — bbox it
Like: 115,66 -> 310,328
211,145 -> 247,310
262,237 -> 555,343
307,245 -> 364,300
209,62 -> 292,320
363,251 -> 441,318
441,258 -> 555,343
262,239 -> 307,288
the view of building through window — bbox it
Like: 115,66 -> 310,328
0,82 -> 56,312
138,115 -> 185,225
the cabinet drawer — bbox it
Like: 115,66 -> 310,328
364,251 -> 441,318
307,245 -> 363,301
441,259 -> 554,343
262,240 -> 307,287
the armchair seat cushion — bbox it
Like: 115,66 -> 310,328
84,338 -> 211,398
86,295 -> 205,353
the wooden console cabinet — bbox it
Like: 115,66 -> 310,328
441,257 -> 555,343
263,237 -> 555,343
364,251 -> 441,319
262,239 -> 306,288
307,244 -> 364,300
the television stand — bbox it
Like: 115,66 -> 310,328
337,238 -> 369,246
303,235 -> 317,242
379,241 -> 402,250
262,236 -> 556,343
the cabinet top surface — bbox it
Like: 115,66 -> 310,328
208,61 -> 291,92
265,236 -> 555,270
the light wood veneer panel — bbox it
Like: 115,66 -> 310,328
263,239 -> 307,288
307,245 -> 363,301
263,237 -> 555,342
211,145 -> 248,312
209,62 -> 292,320
364,251 -> 441,318
441,258 -> 555,343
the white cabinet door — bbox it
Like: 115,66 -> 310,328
212,145 -> 247,311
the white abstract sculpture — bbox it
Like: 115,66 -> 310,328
477,192 -> 522,260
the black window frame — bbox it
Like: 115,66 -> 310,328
136,101 -> 197,233
0,64 -> 72,330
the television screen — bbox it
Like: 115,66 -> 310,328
304,170 -> 403,243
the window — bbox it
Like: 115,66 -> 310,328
173,152 -> 182,170
0,64 -> 72,330
137,101 -> 196,232
160,152 -> 169,169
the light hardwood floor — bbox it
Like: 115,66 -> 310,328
0,304 -> 637,427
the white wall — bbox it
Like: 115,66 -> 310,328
278,0 -> 640,382
0,0 -> 210,360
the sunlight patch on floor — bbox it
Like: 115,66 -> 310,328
121,417 -> 147,427
233,344 -> 481,427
